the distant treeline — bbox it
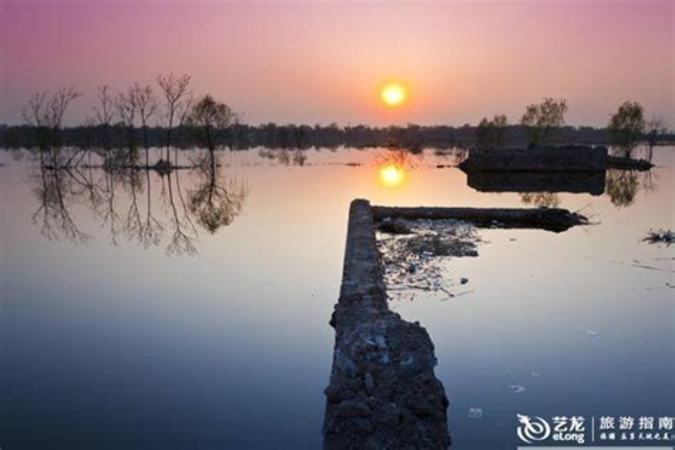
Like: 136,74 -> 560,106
2,122 -> 673,151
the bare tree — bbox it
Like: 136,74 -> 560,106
81,116 -> 96,150
23,92 -> 50,153
174,93 -> 193,164
22,87 -> 81,163
94,85 -> 115,150
45,87 -> 82,131
48,87 -> 82,166
115,87 -> 137,159
645,115 -> 665,160
23,92 -> 49,127
23,87 -> 81,134
156,73 -> 191,162
521,97 -> 568,146
131,83 -> 158,159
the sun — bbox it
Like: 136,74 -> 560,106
378,163 -> 407,187
380,82 -> 407,107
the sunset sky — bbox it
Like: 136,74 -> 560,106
0,0 -> 672,127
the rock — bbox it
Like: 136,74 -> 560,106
324,200 -> 450,449
400,353 -> 414,367
460,277 -> 469,285
411,397 -> 439,417
335,350 -> 357,377
364,337 -> 378,350
325,385 -> 354,402
335,399 -> 371,418
378,219 -> 413,235
364,372 -> 375,394
374,335 -> 387,349
382,405 -> 401,427
352,417 -> 374,433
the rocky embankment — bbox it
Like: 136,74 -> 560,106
323,199 -> 451,450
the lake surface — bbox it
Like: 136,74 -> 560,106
1,146 -> 673,449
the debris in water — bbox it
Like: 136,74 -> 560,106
643,229 -> 673,245
376,219 -> 480,301
509,384 -> 526,394
630,262 -> 674,273
468,407 -> 483,419
586,330 -> 599,339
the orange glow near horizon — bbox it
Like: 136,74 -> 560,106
379,82 -> 407,107
0,3 -> 672,127
378,163 -> 408,187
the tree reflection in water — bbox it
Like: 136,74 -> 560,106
25,146 -> 660,254
189,151 -> 247,233
165,169 -> 197,256
140,168 -> 164,248
123,170 -> 143,243
28,147 -> 248,255
605,169 -> 640,208
102,169 -> 121,246
604,169 -> 658,208
514,169 -> 657,209
258,148 -> 307,166
520,192 -> 561,208
31,162 -> 90,244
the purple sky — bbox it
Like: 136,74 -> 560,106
1,0 -> 672,127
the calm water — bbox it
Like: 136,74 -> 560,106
1,146 -> 673,449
